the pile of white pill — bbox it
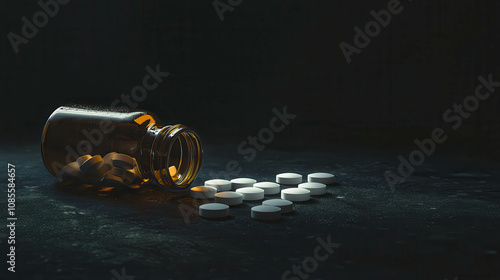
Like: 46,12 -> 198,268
59,152 -> 150,189
194,172 -> 335,220
59,152 -> 181,189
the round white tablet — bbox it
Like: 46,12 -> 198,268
76,155 -> 92,167
59,162 -> 82,182
276,173 -> 302,185
112,153 -> 136,169
102,152 -> 116,167
79,155 -> 104,175
253,182 -> 280,195
91,164 -> 112,182
214,191 -> 243,206
235,187 -> 265,201
190,186 -> 217,199
251,205 -> 281,221
205,179 -> 232,191
298,182 -> 327,195
281,188 -> 311,202
231,178 -> 257,190
80,155 -> 111,183
126,183 -> 141,189
109,167 -> 138,185
262,199 -> 293,213
199,203 -> 229,218
307,172 -> 335,184
101,173 -> 128,188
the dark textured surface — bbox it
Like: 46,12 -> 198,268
2,1 -> 500,279
1,143 -> 500,280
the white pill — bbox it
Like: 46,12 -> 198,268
205,179 -> 232,191
109,167 -> 125,177
80,155 -> 111,183
190,186 -> 217,199
59,162 -> 82,182
167,165 -> 180,182
109,167 -> 138,184
262,199 -> 293,213
253,182 -> 280,195
251,205 -> 281,221
298,182 -> 327,195
106,167 -> 142,189
281,188 -> 311,202
235,187 -> 265,201
101,173 -> 128,188
276,173 -> 302,185
231,178 -> 257,190
199,203 -> 229,218
168,165 -> 178,177
112,153 -> 136,169
125,169 -> 140,184
127,184 -> 141,189
76,155 -> 92,167
214,191 -> 243,206
79,155 -> 104,175
307,172 -> 335,185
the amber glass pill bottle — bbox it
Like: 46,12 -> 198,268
41,106 -> 203,190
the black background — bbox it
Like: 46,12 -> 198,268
2,0 -> 500,158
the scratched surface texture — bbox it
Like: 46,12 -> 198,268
1,143 -> 499,280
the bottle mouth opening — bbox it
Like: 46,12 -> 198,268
152,125 -> 203,189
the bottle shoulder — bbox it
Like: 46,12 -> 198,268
50,106 -> 161,126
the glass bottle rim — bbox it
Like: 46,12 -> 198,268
151,124 -> 203,190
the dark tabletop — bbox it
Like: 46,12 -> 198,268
1,143 -> 500,280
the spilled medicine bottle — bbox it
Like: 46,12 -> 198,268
41,106 -> 203,190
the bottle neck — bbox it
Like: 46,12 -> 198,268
140,124 -> 203,190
